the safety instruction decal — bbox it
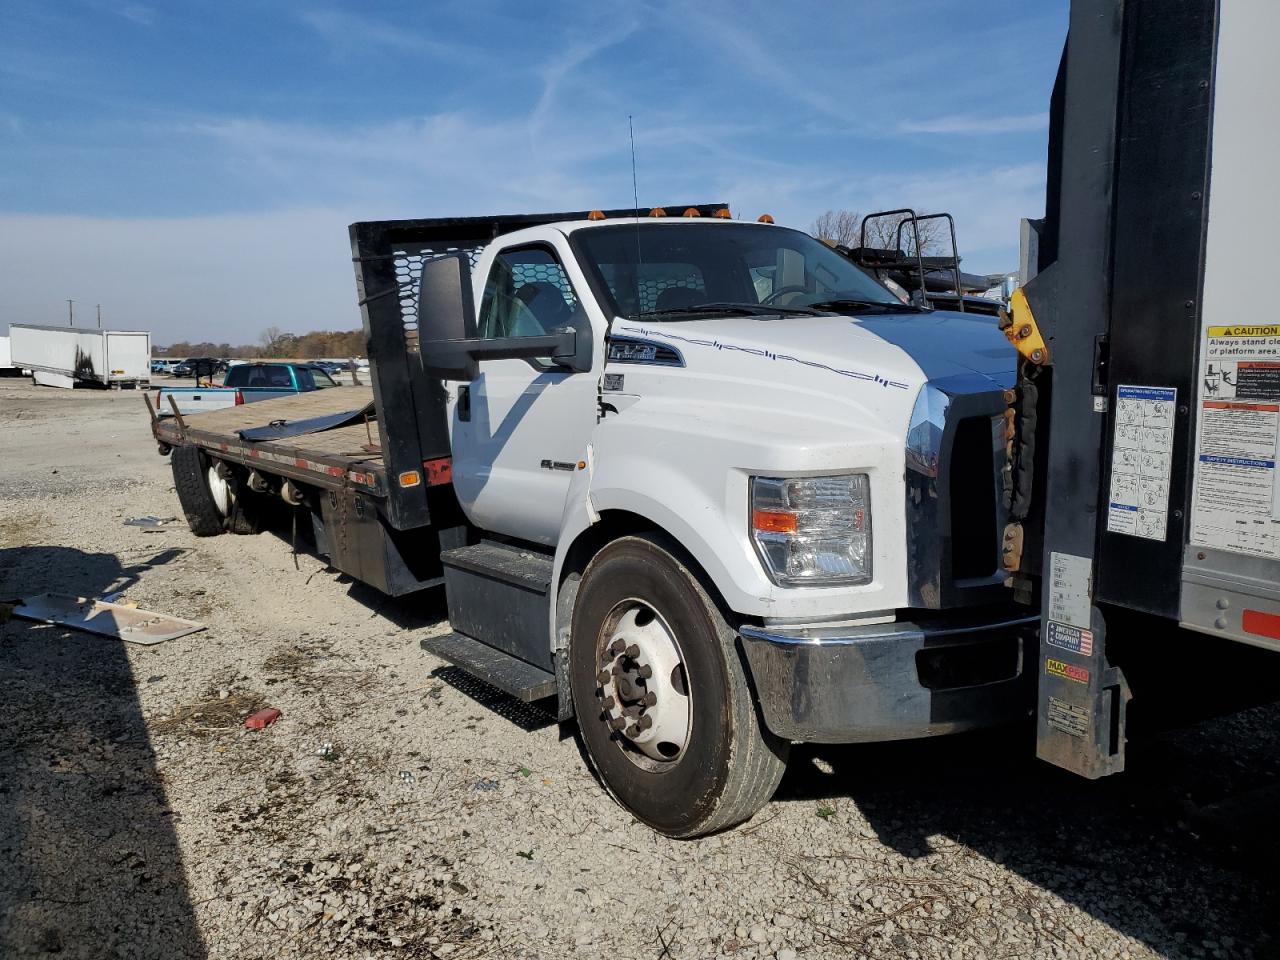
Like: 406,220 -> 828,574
1107,385 -> 1176,541
1190,326 -> 1280,560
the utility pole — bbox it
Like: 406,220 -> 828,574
96,304 -> 102,328
67,299 -> 74,326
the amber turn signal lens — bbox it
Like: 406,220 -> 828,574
398,471 -> 421,488
752,509 -> 798,534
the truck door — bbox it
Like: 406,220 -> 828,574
447,243 -> 599,546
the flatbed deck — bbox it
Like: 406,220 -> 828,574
152,387 -> 388,496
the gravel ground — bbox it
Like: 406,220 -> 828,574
1,377 -> 1278,960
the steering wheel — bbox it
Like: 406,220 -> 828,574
762,284 -> 809,305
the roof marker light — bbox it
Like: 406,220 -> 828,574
587,210 -> 606,221
682,207 -> 701,217
713,208 -> 732,219
757,213 -> 775,224
649,207 -> 667,217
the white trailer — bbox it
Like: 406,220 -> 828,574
0,336 -> 16,375
10,324 -> 151,389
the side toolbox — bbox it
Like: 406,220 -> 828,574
421,541 -> 557,703
319,488 -> 445,596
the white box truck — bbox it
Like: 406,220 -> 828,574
10,324 -> 151,389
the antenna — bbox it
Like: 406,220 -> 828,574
67,299 -> 75,326
629,115 -> 643,321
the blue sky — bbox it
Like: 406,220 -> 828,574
0,1 -> 1067,344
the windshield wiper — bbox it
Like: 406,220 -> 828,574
807,298 -> 923,314
641,301 -> 822,319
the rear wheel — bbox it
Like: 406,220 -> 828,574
569,534 -> 788,837
171,446 -> 262,536
171,445 -> 224,536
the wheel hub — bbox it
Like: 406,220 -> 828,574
596,603 -> 690,763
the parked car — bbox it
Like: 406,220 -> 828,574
152,362 -> 343,417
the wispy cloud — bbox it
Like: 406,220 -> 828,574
299,8 -> 475,62
114,4 -> 154,27
528,19 -> 640,147
898,112 -> 1049,135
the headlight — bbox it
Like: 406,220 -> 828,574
751,474 -> 872,586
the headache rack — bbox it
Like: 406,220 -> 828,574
845,208 -> 995,312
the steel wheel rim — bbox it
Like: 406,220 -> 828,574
207,465 -> 231,517
595,598 -> 692,770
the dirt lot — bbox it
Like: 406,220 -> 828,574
1,377 -> 1278,960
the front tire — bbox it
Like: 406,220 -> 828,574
569,535 -> 788,837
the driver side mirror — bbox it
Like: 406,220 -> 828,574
418,252 -> 592,381
418,253 -> 478,380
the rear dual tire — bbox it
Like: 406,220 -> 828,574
170,445 -> 262,536
569,534 -> 789,838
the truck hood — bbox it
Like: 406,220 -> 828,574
614,308 -> 1015,397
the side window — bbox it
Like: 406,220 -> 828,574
296,367 -> 316,390
265,364 -> 292,387
478,247 -> 582,339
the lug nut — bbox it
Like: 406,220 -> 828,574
638,714 -> 654,730
608,717 -> 627,731
601,696 -> 615,710
637,664 -> 653,679
642,691 -> 657,706
608,639 -> 626,657
625,725 -> 640,738
624,644 -> 640,658
596,670 -> 611,686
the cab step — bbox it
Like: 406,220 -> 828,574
420,630 -> 557,702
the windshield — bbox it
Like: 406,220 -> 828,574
572,222 -> 903,318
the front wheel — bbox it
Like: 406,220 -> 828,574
569,535 -> 788,837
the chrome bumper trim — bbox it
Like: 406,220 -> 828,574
739,612 -> 1038,743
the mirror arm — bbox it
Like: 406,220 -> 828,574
421,330 -> 581,381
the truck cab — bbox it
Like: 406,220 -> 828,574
404,209 -> 1033,834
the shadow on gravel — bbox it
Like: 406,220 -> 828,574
0,545 -> 207,959
778,703 -> 1280,959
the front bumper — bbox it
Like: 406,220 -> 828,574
739,610 -> 1037,743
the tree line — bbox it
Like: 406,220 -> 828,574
155,328 -> 366,359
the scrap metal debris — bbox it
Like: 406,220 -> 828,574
124,515 -> 178,529
11,593 -> 206,645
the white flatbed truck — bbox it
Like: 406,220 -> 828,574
152,203 -> 1033,836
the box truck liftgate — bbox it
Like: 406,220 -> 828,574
1008,0 -> 1280,777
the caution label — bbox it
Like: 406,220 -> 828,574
1107,385 -> 1176,541
1190,327 -> 1280,560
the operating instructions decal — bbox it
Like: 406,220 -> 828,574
1107,385 -> 1177,541
1190,325 -> 1280,560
